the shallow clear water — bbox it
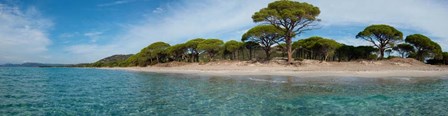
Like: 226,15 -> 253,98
1,67 -> 448,115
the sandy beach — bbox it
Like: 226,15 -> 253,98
100,58 -> 448,78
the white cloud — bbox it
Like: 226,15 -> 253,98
0,4 -> 52,64
152,7 -> 164,14
66,0 -> 270,63
66,0 -> 448,63
83,31 -> 103,43
302,0 -> 448,50
97,0 -> 133,7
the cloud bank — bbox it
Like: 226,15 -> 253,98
303,0 -> 448,49
66,0 -> 271,63
97,0 -> 134,7
0,4 -> 52,64
65,0 -> 448,63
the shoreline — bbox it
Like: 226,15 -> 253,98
99,61 -> 448,78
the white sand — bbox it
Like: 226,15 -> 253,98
100,59 -> 448,78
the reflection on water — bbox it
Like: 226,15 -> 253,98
0,67 -> 447,115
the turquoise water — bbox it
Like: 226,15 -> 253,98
0,67 -> 447,115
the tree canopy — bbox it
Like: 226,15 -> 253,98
197,39 -> 224,61
242,25 -> 284,60
335,45 -> 378,61
166,43 -> 187,61
224,40 -> 243,60
252,0 -> 320,62
81,1 -> 448,67
243,41 -> 260,60
356,24 -> 403,59
405,34 -> 442,61
297,36 -> 342,61
147,42 -> 170,63
185,38 -> 205,62
393,43 -> 415,58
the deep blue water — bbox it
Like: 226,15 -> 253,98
1,67 -> 448,115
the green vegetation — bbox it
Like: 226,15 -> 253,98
197,39 -> 224,61
295,37 -> 342,61
242,25 -> 284,60
405,34 -> 442,61
147,42 -> 171,63
243,41 -> 260,60
223,40 -> 243,60
252,0 -> 320,63
393,43 -> 415,58
84,0 -> 447,67
427,52 -> 448,65
356,24 -> 403,59
93,54 -> 133,67
335,45 -> 378,61
185,38 -> 205,62
166,43 -> 187,62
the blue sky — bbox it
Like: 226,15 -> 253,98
1,0 -> 447,64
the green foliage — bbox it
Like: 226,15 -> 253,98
356,24 -> 403,59
224,40 -> 242,53
91,54 -> 133,67
252,0 -> 320,24
297,36 -> 322,49
123,42 -> 170,67
147,42 -> 170,59
124,54 -> 139,66
197,39 -> 224,61
80,1 -> 448,67
166,43 -> 187,61
393,43 -> 415,58
185,38 -> 205,62
242,25 -> 284,60
185,38 -> 205,50
252,0 -> 320,62
444,52 -> 448,64
243,41 -> 260,60
427,52 -> 448,65
223,40 -> 243,60
297,36 -> 342,61
335,45 -> 378,61
405,34 -> 443,61
134,48 -> 153,66
242,25 -> 285,42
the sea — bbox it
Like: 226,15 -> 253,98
1,67 -> 447,115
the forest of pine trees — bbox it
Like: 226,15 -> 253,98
86,0 -> 448,67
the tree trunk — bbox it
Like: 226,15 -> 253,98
417,51 -> 424,61
191,54 -> 195,62
209,53 -> 214,61
242,49 -> 245,60
195,53 -> 200,62
379,48 -> 385,60
265,48 -> 270,61
323,54 -> 328,62
286,36 -> 293,63
249,49 -> 253,60
233,51 -> 238,60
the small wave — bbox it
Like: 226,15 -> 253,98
248,78 -> 287,83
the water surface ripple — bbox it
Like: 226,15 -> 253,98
0,67 -> 447,115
